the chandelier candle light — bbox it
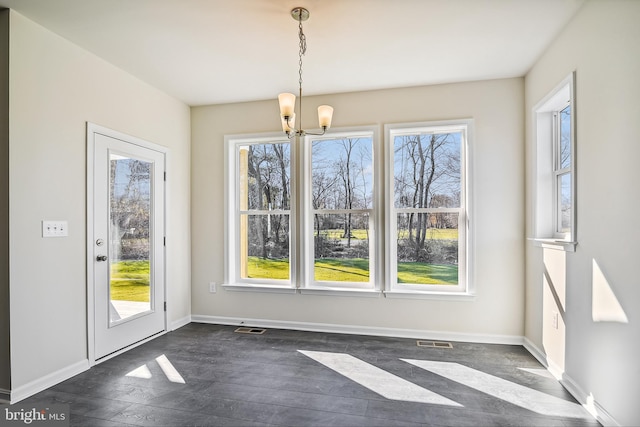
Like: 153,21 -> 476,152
278,7 -> 333,138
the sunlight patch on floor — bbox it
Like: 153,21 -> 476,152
402,359 -> 587,418
125,364 -> 152,379
125,354 -> 185,384
298,350 -> 461,406
156,354 -> 186,384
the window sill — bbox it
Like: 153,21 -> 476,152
300,288 -> 382,298
383,290 -> 476,301
529,238 -> 577,252
222,283 -> 297,294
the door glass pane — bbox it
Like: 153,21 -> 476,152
109,155 -> 152,323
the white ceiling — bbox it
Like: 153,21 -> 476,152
0,0 -> 585,106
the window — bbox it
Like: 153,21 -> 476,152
225,135 -> 295,289
304,130 -> 377,290
386,121 -> 471,294
226,128 -> 379,293
225,123 -> 471,296
533,72 -> 576,250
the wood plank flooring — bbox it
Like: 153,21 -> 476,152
17,323 -> 600,426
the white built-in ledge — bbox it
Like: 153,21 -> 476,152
529,238 -> 577,252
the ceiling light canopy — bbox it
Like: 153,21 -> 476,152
278,7 -> 333,138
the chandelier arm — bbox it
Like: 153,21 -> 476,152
284,115 -> 298,137
302,127 -> 327,136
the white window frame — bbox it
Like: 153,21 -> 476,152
301,127 -> 381,293
384,120 -> 473,296
532,72 -> 577,251
224,132 -> 297,293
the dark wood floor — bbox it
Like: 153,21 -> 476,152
18,323 -> 599,426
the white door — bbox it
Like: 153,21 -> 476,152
88,125 -> 166,361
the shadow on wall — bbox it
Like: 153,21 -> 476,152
541,250 -> 630,423
541,253 -> 629,375
542,248 -> 567,375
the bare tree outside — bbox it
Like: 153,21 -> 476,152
393,131 -> 462,284
311,137 -> 373,282
558,105 -> 572,231
241,142 -> 291,278
109,157 -> 152,304
110,158 -> 151,261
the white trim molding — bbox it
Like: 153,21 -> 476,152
531,72 -> 577,247
86,122 -> 169,364
191,315 -> 523,345
523,338 -> 619,427
9,359 -> 89,404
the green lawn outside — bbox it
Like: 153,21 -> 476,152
318,229 -> 369,240
397,228 -> 458,240
110,260 -> 150,302
318,228 -> 458,240
246,256 -> 457,285
246,257 -> 290,280
397,262 -> 458,285
314,258 -> 369,282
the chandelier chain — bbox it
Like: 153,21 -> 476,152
297,18 -> 306,130
298,18 -> 306,90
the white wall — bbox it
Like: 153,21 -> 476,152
191,78 -> 525,339
8,11 -> 191,391
524,1 -> 640,425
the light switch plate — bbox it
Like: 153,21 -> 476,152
42,220 -> 68,237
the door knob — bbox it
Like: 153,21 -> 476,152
96,255 -> 108,262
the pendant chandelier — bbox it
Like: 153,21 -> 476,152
278,7 -> 334,138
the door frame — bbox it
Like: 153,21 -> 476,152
86,122 -> 168,365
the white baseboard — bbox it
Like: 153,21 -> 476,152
522,338 -> 564,379
190,314 -> 524,345
522,338 -> 618,427
10,359 -> 89,404
560,374 -> 619,427
170,315 -> 191,331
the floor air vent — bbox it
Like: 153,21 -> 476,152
416,340 -> 453,349
234,327 -> 267,335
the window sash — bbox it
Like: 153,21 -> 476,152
227,135 -> 295,288
304,129 -> 378,290
386,121 -> 470,294
552,102 -> 572,238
